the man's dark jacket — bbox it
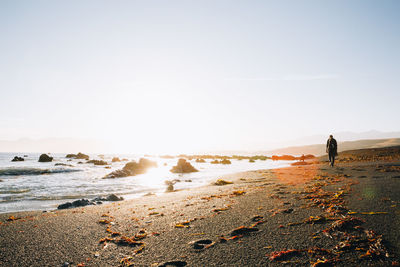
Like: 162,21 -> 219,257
326,138 -> 338,155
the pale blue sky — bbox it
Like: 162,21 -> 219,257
1,1 -> 399,153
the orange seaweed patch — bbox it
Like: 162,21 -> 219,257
175,218 -> 197,228
120,257 -> 134,267
134,245 -> 145,255
134,230 -> 147,240
269,249 -> 302,261
232,190 -> 246,196
7,216 -> 21,221
114,236 -> 144,247
212,207 -> 230,212
99,237 -> 113,243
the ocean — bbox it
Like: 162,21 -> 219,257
0,152 -> 292,213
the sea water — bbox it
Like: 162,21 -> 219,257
0,152 -> 292,213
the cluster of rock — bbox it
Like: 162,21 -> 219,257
11,156 -> 24,162
271,154 -> 315,161
57,194 -> 124,209
170,159 -> 198,173
66,152 -> 89,160
38,154 -> 53,162
104,158 -> 157,178
210,159 -> 232,164
195,158 -> 206,163
87,160 -> 108,165
12,154 -> 53,162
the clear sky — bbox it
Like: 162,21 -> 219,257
1,0 -> 399,154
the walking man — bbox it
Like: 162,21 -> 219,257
326,135 -> 338,167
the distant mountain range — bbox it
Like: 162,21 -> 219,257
282,130 -> 400,147
0,138 -> 109,154
0,130 -> 399,155
266,138 -> 400,156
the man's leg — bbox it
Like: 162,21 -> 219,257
329,151 -> 334,167
331,154 -> 335,167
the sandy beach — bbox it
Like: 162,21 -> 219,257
1,147 -> 400,266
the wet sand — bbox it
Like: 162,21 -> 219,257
1,147 -> 400,266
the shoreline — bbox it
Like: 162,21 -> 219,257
0,159 -> 294,214
1,153 -> 399,266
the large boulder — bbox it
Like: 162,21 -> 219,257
104,158 -> 157,178
112,157 -> 121,162
138,158 -> 157,169
38,154 -> 53,162
11,156 -> 24,162
170,159 -> 198,173
106,194 -> 124,201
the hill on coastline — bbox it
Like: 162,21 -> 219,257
266,138 -> 400,156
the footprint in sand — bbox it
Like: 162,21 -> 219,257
158,261 -> 187,267
191,239 -> 214,249
231,226 -> 259,236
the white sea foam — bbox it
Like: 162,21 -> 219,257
0,152 -> 292,213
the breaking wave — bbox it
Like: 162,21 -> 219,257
0,167 -> 81,176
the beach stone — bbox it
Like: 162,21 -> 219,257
11,156 -> 24,162
106,194 -> 123,201
72,199 -> 91,207
166,184 -> 174,192
38,154 -> 53,162
58,202 -> 73,209
221,159 -> 231,164
92,194 -> 123,202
